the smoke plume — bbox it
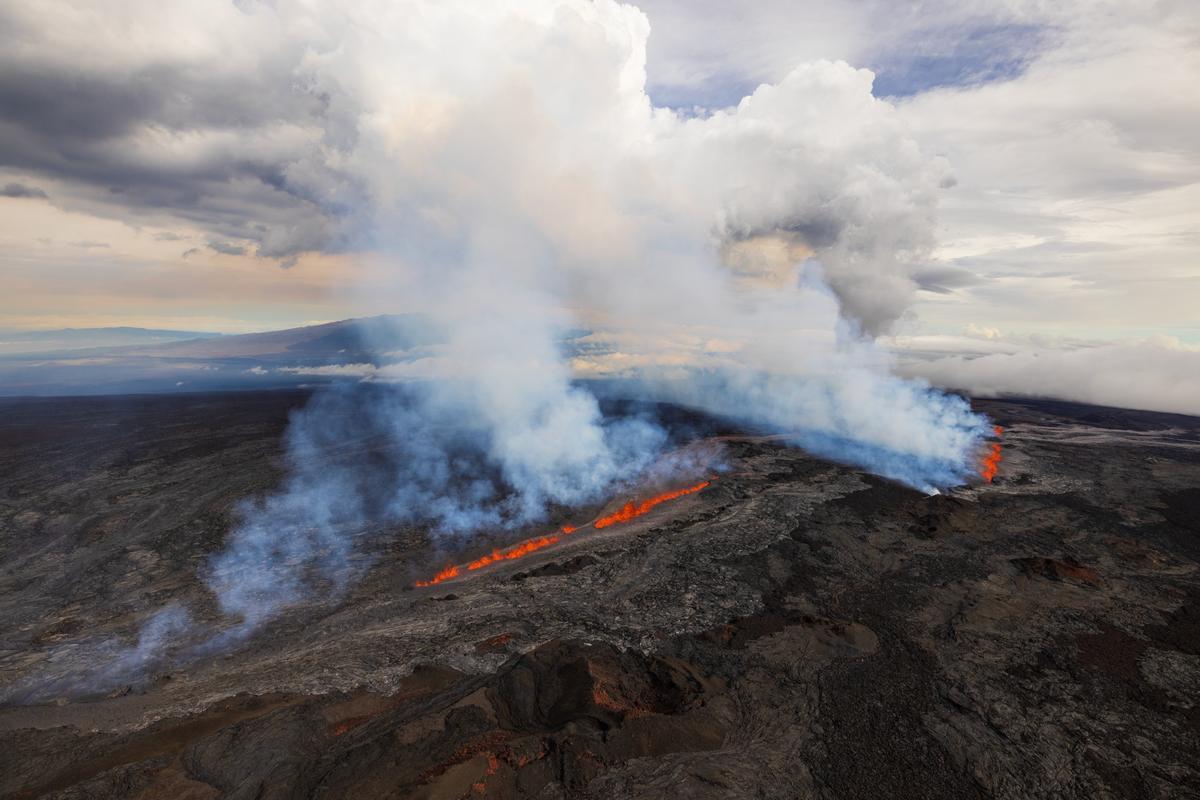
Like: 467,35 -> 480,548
197,0 -> 989,637
9,0 -> 1000,699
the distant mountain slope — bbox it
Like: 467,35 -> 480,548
122,315 -> 441,359
0,327 -> 223,356
0,316 -> 441,397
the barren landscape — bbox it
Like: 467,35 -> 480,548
0,390 -> 1197,799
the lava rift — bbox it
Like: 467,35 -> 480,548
593,481 -> 711,528
467,529 -> 577,571
413,483 -> 711,587
414,563 -> 462,588
414,527 -> 581,588
980,426 -> 1004,482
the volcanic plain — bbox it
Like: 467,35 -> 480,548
1,390 -> 1198,799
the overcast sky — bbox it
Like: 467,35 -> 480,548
0,0 -> 1197,360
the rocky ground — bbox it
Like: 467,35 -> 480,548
0,390 -> 1198,799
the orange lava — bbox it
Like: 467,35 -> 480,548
413,563 -> 460,587
593,481 -> 711,529
467,533 -> 562,571
980,425 -> 1004,482
412,482 -> 711,588
415,525 -> 579,587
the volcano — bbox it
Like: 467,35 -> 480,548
1,390 -> 1199,799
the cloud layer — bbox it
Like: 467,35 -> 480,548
0,1 -> 356,261
905,336 -> 1200,416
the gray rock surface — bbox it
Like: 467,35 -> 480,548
0,392 -> 1198,798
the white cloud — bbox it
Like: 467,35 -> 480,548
906,337 -> 1200,416
631,0 -> 1200,351
277,363 -> 376,378
1,0 -> 953,334
893,1 -> 1200,339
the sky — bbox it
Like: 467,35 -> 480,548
0,0 -> 1197,411
631,0 -> 1200,348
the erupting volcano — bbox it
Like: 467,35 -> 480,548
413,481 -> 712,587
980,425 -> 1004,482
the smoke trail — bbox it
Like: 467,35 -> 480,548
644,268 -> 989,491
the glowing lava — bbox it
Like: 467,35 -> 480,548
415,525 -> 579,586
412,482 -> 712,587
980,425 -> 1003,482
467,528 -> 575,571
593,481 -> 711,529
414,563 -> 460,587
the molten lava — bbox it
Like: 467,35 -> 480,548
414,563 -> 461,587
593,481 -> 711,529
467,531 -> 568,571
415,525 -> 578,586
412,482 -> 712,587
980,425 -> 1004,482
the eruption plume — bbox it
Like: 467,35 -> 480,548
18,0 -> 1008,699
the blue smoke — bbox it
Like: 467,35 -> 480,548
647,366 -> 990,493
201,381 -> 668,641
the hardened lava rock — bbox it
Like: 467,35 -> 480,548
0,391 -> 1198,799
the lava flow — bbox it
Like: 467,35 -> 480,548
467,528 -> 576,571
980,425 -> 1004,482
593,480 -> 711,529
413,482 -> 711,587
415,525 -> 579,587
414,563 -> 460,587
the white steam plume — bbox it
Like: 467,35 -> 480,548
201,0 -> 989,636
304,0 -> 986,479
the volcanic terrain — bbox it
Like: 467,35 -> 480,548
1,390 -> 1198,799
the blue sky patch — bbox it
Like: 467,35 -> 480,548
871,22 -> 1046,97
